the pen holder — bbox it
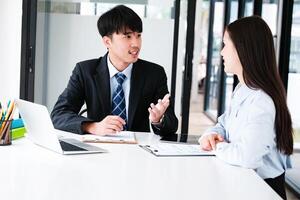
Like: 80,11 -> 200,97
0,120 -> 13,145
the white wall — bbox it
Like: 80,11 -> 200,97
0,1 -> 22,104
39,14 -> 104,110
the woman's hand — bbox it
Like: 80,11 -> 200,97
199,133 -> 224,151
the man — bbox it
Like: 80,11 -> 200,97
51,5 -> 178,136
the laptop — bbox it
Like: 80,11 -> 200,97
15,99 -> 107,155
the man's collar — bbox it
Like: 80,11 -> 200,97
107,55 -> 133,80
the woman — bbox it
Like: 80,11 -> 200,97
199,16 -> 293,199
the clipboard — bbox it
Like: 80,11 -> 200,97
82,131 -> 137,144
140,143 -> 215,157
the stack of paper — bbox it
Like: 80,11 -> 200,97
81,131 -> 137,144
140,143 -> 215,156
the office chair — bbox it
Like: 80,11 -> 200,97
285,149 -> 300,198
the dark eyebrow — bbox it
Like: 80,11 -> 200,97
123,31 -> 133,35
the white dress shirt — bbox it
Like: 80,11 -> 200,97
201,83 -> 291,179
107,56 -> 132,120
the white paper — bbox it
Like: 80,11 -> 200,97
141,143 -> 215,156
81,131 -> 136,143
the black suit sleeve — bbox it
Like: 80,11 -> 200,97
51,63 -> 94,134
151,68 -> 178,135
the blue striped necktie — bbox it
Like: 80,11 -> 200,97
112,72 -> 127,130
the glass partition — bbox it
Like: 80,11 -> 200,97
173,0 -> 188,133
205,0 -> 224,120
188,0 -> 211,133
224,0 -> 239,111
261,0 -> 279,49
287,0 -> 300,146
244,0 -> 254,16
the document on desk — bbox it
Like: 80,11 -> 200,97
82,131 -> 137,144
140,143 -> 215,156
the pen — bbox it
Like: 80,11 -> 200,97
0,119 -> 10,140
0,102 -> 3,133
0,101 -> 15,133
0,102 -> 3,121
1,103 -> 16,140
0,108 -> 2,129
7,100 -> 11,110
0,102 -> 2,119
4,101 -> 14,120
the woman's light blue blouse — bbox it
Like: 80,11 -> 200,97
201,84 -> 291,179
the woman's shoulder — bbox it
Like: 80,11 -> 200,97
247,88 -> 276,116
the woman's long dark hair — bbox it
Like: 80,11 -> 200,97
227,16 -> 293,155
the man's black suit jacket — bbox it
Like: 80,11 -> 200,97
51,54 -> 178,135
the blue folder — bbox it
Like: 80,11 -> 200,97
11,118 -> 24,129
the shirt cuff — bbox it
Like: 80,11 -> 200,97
151,115 -> 164,128
216,142 -> 228,151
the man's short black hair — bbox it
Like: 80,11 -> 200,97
97,5 -> 143,37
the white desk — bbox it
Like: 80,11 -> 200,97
0,132 -> 281,200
